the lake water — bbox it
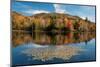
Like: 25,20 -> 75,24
12,31 -> 96,66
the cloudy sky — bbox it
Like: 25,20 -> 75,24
12,1 -> 96,22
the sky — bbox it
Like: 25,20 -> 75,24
12,1 -> 96,22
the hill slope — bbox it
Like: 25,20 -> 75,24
11,11 -> 96,32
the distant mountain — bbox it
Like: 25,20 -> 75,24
11,11 -> 96,32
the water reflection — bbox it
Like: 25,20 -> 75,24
22,45 -> 83,61
12,31 -> 95,47
12,31 -> 96,64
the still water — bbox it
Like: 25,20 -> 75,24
12,31 -> 96,66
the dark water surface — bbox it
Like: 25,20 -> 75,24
12,31 -> 96,66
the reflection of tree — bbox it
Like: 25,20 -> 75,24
12,31 -> 33,47
12,31 -> 95,47
22,45 -> 83,61
74,32 -> 80,40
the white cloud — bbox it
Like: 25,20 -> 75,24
24,10 -> 50,15
53,4 -> 67,13
80,16 -> 86,20
80,16 -> 95,22
88,16 -> 95,22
